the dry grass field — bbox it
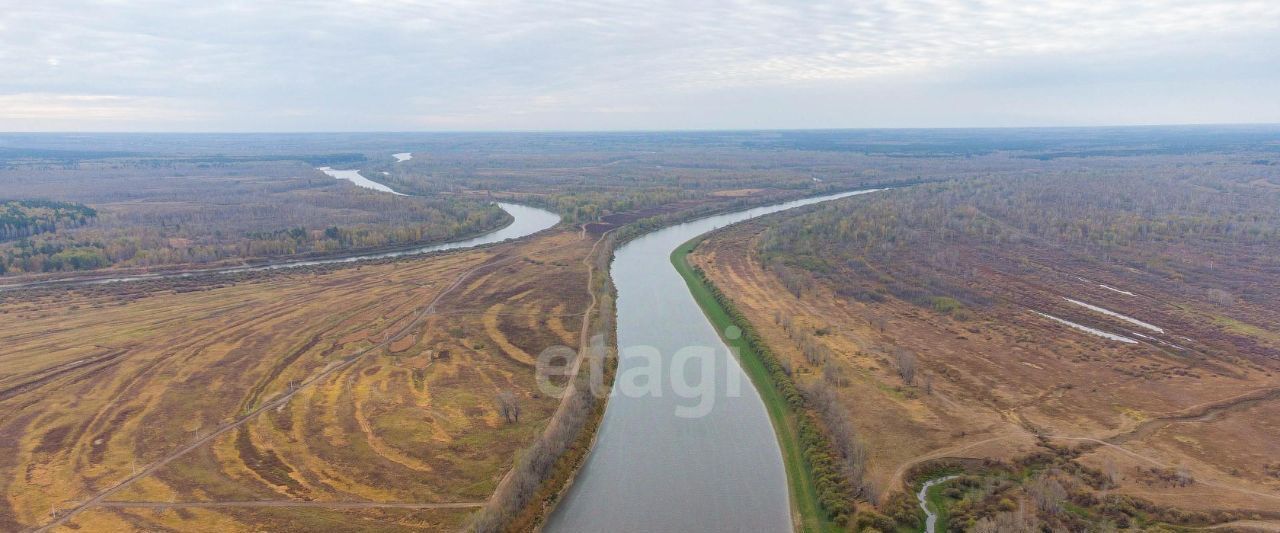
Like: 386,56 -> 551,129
692,220 -> 1280,526
0,229 -> 591,531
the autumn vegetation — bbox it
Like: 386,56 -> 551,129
4,128 -> 1280,531
0,164 -> 508,277
692,146 -> 1280,530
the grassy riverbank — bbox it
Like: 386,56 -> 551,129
924,480 -> 952,532
672,236 -> 839,533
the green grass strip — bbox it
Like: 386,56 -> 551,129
671,236 -> 838,533
925,480 -> 951,533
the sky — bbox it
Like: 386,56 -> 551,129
2,0 -> 1279,131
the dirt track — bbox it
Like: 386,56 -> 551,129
482,224 -> 613,515
1108,386 -> 1280,444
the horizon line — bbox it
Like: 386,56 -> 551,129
3,121 -> 1280,136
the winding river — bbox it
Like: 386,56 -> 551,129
547,189 -> 878,533
0,188 -> 559,291
318,167 -> 406,195
919,475 -> 957,533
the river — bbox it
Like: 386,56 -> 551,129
919,475 -> 957,533
0,200 -> 559,291
317,167 -> 406,195
2,163 -> 559,290
546,189 -> 878,533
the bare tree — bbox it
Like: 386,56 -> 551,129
1207,287 -> 1234,307
802,338 -> 827,366
1027,474 -> 1066,515
823,360 -> 850,387
800,380 -> 869,498
894,347 -> 917,385
1103,457 -> 1121,490
495,390 -> 521,424
971,501 -> 1040,533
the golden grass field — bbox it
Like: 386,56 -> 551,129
691,221 -> 1280,519
0,229 -> 591,531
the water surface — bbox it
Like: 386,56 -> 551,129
918,476 -> 957,533
0,202 -> 558,290
547,189 -> 877,533
317,166 -> 405,195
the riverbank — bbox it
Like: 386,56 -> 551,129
673,235 -> 840,533
918,475 -> 957,533
0,202 -> 558,292
504,189 -> 878,532
474,227 -> 620,532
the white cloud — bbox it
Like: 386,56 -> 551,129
1,0 -> 1278,130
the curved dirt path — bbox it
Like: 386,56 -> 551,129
886,431 -> 1280,505
1206,520 -> 1280,531
1045,435 -> 1280,503
1108,386 -> 1280,444
887,435 -> 1017,492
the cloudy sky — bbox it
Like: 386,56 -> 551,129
2,0 -> 1278,131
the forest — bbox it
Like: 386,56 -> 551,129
0,160 -> 508,276
759,156 -> 1280,361
0,199 -> 97,241
4,129 -> 1280,531
713,150 -> 1280,529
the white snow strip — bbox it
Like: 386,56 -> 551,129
1064,297 -> 1164,333
1099,284 -> 1136,296
393,152 -> 412,162
1035,312 -> 1139,344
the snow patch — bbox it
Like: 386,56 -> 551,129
1064,297 -> 1164,333
1099,284 -> 1136,296
1035,312 -> 1139,343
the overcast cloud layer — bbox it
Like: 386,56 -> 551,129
2,0 -> 1278,131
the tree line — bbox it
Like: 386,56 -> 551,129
0,199 -> 96,242
0,186 -> 508,276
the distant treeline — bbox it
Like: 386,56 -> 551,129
759,166 -> 1280,312
0,147 -> 141,162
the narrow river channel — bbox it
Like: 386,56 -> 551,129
919,475 -> 957,533
547,189 -> 878,533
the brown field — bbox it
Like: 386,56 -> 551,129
0,229 -> 592,531
692,221 -> 1280,518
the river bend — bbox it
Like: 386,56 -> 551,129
547,189 -> 878,532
